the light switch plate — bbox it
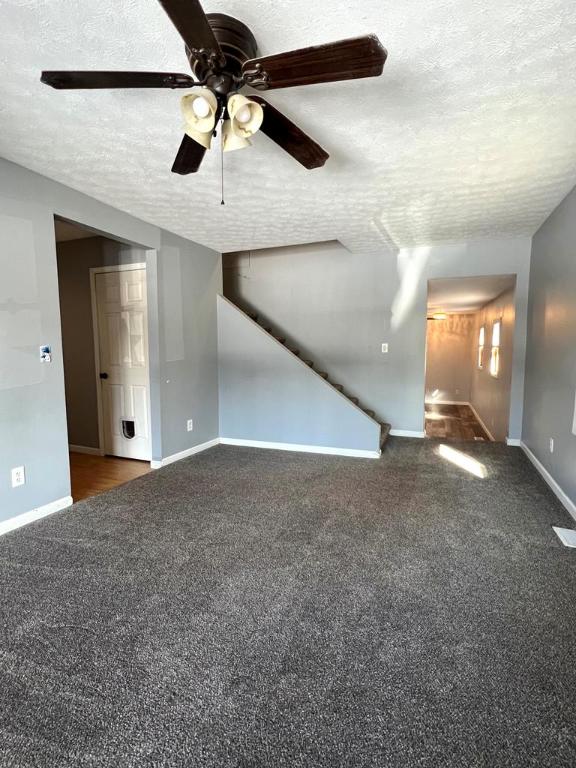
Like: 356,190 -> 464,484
187,419 -> 194,432
39,345 -> 52,363
381,343 -> 389,354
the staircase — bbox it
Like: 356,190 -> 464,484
244,309 -> 391,450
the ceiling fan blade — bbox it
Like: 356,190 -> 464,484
243,34 -> 387,90
171,134 -> 206,174
41,71 -> 195,89
157,0 -> 222,59
251,97 -> 328,169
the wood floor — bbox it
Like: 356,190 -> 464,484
69,452 -> 151,503
425,403 -> 492,441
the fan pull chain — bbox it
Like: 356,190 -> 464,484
220,118 -> 225,206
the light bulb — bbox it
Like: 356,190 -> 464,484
192,96 -> 211,119
235,105 -> 252,124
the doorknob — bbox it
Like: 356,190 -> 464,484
99,372 -> 109,379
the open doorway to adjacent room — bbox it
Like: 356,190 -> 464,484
54,217 -> 152,502
425,275 -> 517,442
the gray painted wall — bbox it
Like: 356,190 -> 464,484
523,184 -> 576,506
218,296 -> 380,453
425,314 -> 475,404
0,158 -> 220,525
157,232 -> 221,458
224,237 -> 531,437
470,288 -> 516,442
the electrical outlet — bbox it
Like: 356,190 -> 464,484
381,343 -> 389,354
550,438 -> 554,453
187,419 -> 194,432
11,466 -> 25,488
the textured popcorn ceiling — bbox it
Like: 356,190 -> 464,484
1,0 -> 576,253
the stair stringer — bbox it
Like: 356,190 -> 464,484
217,296 -> 381,457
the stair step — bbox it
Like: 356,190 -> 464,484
276,337 -> 286,345
248,312 -> 258,322
364,409 -> 375,418
292,350 -> 301,357
318,372 -> 328,380
380,422 -> 391,449
333,384 -> 343,392
348,396 -> 359,405
303,360 -> 313,367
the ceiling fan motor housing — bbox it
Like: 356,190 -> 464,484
186,14 -> 258,95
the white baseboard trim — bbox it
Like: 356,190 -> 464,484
506,438 -> 521,447
389,429 -> 426,438
219,437 -> 380,459
150,438 -> 220,469
69,444 -> 104,456
0,496 -> 74,538
467,402 -> 496,442
520,441 -> 576,522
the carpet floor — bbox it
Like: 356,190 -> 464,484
1,439 -> 575,767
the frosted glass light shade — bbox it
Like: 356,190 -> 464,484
222,119 -> 251,152
227,94 -> 263,138
181,89 -> 218,135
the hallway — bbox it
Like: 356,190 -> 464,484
425,402 -> 492,441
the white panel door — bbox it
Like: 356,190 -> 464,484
95,267 -> 151,460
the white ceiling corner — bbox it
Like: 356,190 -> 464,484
0,0 -> 575,253
428,274 -> 517,313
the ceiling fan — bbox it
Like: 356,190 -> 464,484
41,0 -> 388,176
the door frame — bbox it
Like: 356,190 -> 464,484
89,262 -> 151,461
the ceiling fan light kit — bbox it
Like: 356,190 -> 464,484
181,88 -> 218,148
40,0 -> 387,181
227,94 -> 264,139
222,120 -> 251,152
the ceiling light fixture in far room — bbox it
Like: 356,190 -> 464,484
427,312 -> 448,321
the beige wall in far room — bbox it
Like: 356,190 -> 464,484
470,287 -> 516,442
425,314 -> 475,403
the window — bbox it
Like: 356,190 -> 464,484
477,325 -> 485,369
489,320 -> 501,377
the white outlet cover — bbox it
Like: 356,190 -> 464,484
381,343 -> 389,354
11,466 -> 25,488
550,438 -> 554,453
187,419 -> 194,432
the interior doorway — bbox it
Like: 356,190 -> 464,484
54,217 -> 152,502
424,275 -> 517,443
91,264 -> 151,460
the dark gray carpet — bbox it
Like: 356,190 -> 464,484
1,439 -> 576,767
